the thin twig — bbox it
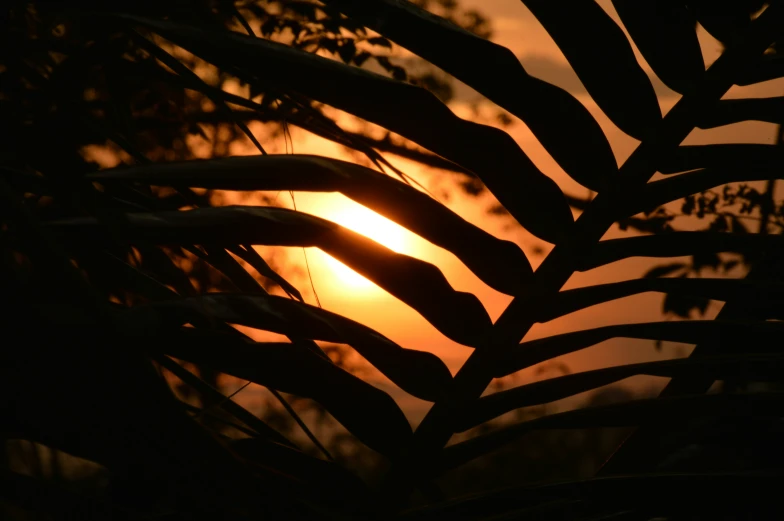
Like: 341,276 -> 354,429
288,190 -> 323,308
180,400 -> 258,437
268,389 -> 334,461
155,355 -> 298,449
193,380 -> 253,421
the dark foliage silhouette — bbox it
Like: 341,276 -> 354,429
2,0 -> 783,519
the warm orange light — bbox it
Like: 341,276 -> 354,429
320,201 -> 410,290
327,203 -> 408,253
324,254 -> 374,288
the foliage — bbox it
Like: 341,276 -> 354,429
2,0 -> 784,519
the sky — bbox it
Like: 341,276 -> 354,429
217,0 -> 784,427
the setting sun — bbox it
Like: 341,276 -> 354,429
326,202 -> 408,253
322,253 -> 373,288
319,201 -> 410,289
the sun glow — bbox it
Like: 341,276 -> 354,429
320,202 -> 410,289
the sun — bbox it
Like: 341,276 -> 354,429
323,254 -> 373,288
320,202 -> 409,289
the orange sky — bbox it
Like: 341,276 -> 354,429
205,1 -> 784,426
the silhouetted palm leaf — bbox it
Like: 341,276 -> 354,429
537,277 -> 784,322
579,232 -> 784,271
688,0 -> 764,44
697,97 -> 784,128
658,143 -> 784,173
443,393 -> 784,470
635,165 -> 783,213
521,0 -> 661,139
157,329 -> 414,456
120,292 -> 453,402
736,53 -> 784,85
462,354 -> 784,429
613,0 -> 704,94
48,206 -> 493,346
126,15 -> 574,242
493,320 -> 783,377
320,0 -> 618,192
88,154 -> 534,294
